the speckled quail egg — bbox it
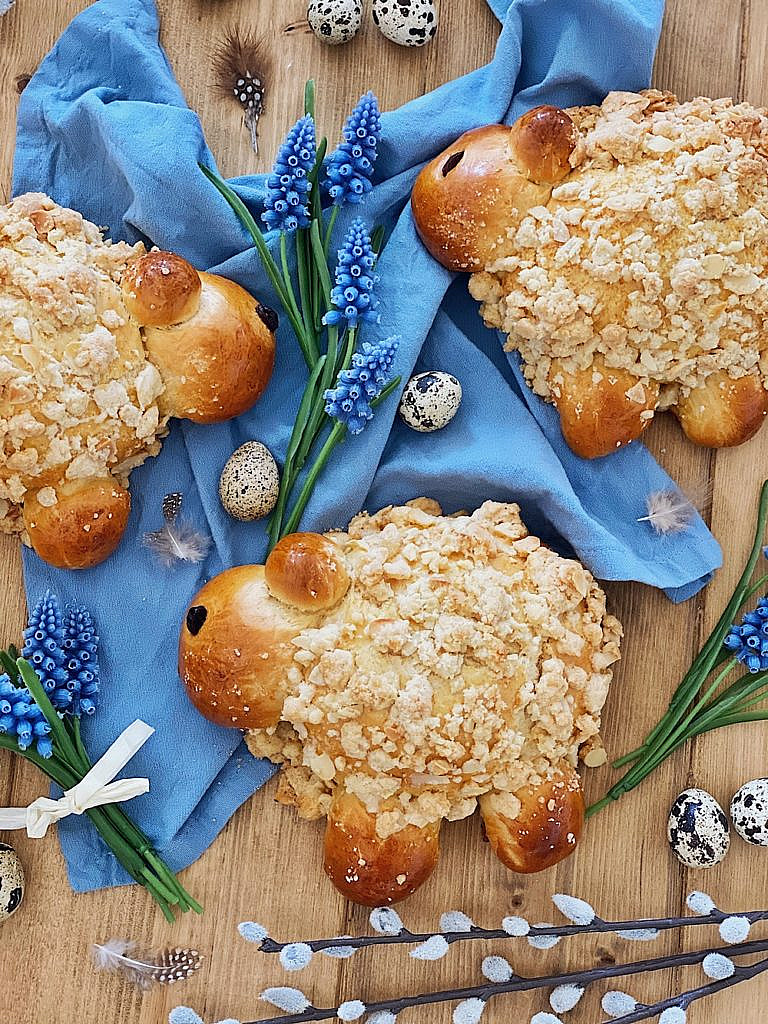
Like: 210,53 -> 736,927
731,778 -> 768,846
219,441 -> 280,522
399,371 -> 462,432
307,0 -> 363,45
667,788 -> 730,869
0,843 -> 24,923
372,0 -> 439,47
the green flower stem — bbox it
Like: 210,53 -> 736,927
280,233 -> 313,362
198,163 -> 313,368
588,478 -> 768,819
296,230 -> 318,363
18,660 -> 80,768
310,219 -> 333,300
267,355 -> 328,550
323,205 -> 340,258
280,376 -> 401,538
282,421 -> 346,537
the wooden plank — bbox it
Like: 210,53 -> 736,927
1,0 -> 767,1022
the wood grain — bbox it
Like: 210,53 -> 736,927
2,1 -> 768,1022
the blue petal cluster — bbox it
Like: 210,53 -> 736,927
324,336 -> 399,435
22,591 -> 70,710
724,597 -> 768,672
0,675 -> 52,757
63,607 -> 100,717
323,92 -> 382,207
323,219 -> 380,329
262,115 -> 317,233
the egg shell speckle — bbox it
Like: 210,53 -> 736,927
667,788 -> 730,869
372,0 -> 439,47
219,441 -> 280,522
731,778 -> 768,846
0,843 -> 24,923
399,371 -> 462,432
307,0 -> 363,45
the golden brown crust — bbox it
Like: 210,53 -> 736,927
121,251 -> 201,327
479,767 -> 584,873
508,105 -> 580,184
417,92 -> 768,454
323,789 -> 440,906
265,533 -> 351,611
23,477 -> 130,569
179,565 -> 320,730
674,370 -> 768,447
143,272 -> 276,424
181,500 -> 622,902
0,193 -> 277,567
552,360 -> 660,458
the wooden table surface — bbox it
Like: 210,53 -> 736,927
2,1 -> 768,1022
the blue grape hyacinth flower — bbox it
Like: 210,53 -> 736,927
63,606 -> 101,717
324,92 -> 382,207
324,335 -> 399,434
0,674 -> 52,757
22,590 -> 70,711
262,114 -> 317,233
724,596 -> 768,673
323,219 -> 380,329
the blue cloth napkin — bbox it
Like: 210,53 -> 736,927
12,0 -> 720,892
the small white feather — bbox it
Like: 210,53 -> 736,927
144,520 -> 211,566
638,489 -> 702,534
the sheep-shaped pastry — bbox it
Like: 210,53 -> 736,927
412,91 -> 768,457
0,193 -> 276,568
179,499 -> 622,905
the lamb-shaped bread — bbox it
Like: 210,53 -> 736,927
179,499 -> 622,905
412,92 -> 768,457
0,193 -> 276,568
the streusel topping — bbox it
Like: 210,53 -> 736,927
248,500 -> 622,839
469,91 -> 768,405
0,193 -> 167,534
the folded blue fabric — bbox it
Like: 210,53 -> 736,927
12,0 -> 720,892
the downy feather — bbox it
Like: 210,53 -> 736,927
92,939 -> 203,989
638,486 -> 708,535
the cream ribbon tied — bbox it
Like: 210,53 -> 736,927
0,719 -> 154,839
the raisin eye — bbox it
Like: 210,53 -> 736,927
186,605 -> 208,636
441,151 -> 465,177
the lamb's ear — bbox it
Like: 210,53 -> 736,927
674,370 -> 768,448
324,789 -> 441,906
265,533 -> 350,611
411,108 -> 579,272
479,767 -> 584,874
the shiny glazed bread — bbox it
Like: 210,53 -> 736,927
179,499 -> 622,905
0,193 -> 276,568
412,92 -> 768,457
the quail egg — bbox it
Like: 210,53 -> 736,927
0,843 -> 24,923
731,778 -> 768,846
219,441 -> 280,522
667,788 -> 730,869
372,0 -> 439,47
399,370 -> 462,432
307,0 -> 363,45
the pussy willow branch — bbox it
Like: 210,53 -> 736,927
257,906 -> 768,955
609,954 -> 768,1024
243,937 -> 768,1024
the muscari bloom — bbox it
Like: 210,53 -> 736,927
262,114 -> 317,233
63,606 -> 100,717
324,335 -> 399,435
0,675 -> 52,757
324,91 -> 382,207
323,219 -> 380,329
22,590 -> 69,710
724,596 -> 768,672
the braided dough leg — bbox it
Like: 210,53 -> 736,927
674,370 -> 768,447
323,789 -> 441,906
479,766 -> 584,873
